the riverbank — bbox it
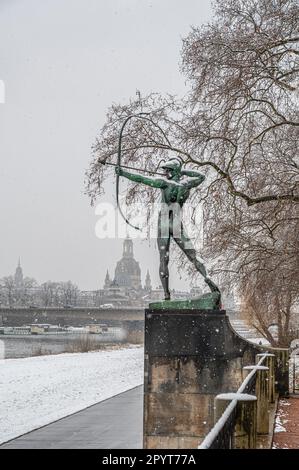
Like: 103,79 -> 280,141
0,329 -> 129,359
0,346 -> 144,444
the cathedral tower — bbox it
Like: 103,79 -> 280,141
14,258 -> 24,288
104,270 -> 111,289
144,269 -> 152,292
113,238 -> 141,290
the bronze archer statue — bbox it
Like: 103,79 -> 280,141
115,157 -> 220,300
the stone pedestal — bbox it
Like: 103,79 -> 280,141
143,308 -> 264,449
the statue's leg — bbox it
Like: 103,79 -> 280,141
157,217 -> 171,300
173,224 -> 220,293
157,236 -> 171,300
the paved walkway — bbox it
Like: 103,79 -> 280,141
0,386 -> 143,449
273,396 -> 299,449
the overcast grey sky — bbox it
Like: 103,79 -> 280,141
0,0 -> 213,290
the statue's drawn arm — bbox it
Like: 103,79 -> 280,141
181,169 -> 205,189
117,168 -> 168,189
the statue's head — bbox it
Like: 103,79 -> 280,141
161,158 -> 182,180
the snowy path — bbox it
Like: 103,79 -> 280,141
0,346 -> 144,445
272,397 -> 299,449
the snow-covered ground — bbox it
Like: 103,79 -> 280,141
0,346 -> 143,445
272,399 -> 291,449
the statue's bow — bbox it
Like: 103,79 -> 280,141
116,112 -> 171,232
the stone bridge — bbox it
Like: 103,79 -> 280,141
0,307 -> 144,332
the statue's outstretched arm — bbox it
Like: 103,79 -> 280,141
117,167 -> 167,189
181,169 -> 205,189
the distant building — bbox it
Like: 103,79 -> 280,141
144,285 -> 164,302
14,258 -> 24,288
0,259 -> 40,307
0,243 -> 205,309
144,270 -> 152,292
101,238 -> 155,307
104,270 -> 111,289
113,238 -> 142,290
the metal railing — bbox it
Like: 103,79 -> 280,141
199,353 -> 269,449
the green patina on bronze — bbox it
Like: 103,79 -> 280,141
101,114 -> 222,309
149,292 -> 221,310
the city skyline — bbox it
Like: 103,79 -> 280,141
1,241 -> 155,291
1,237 -> 205,309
